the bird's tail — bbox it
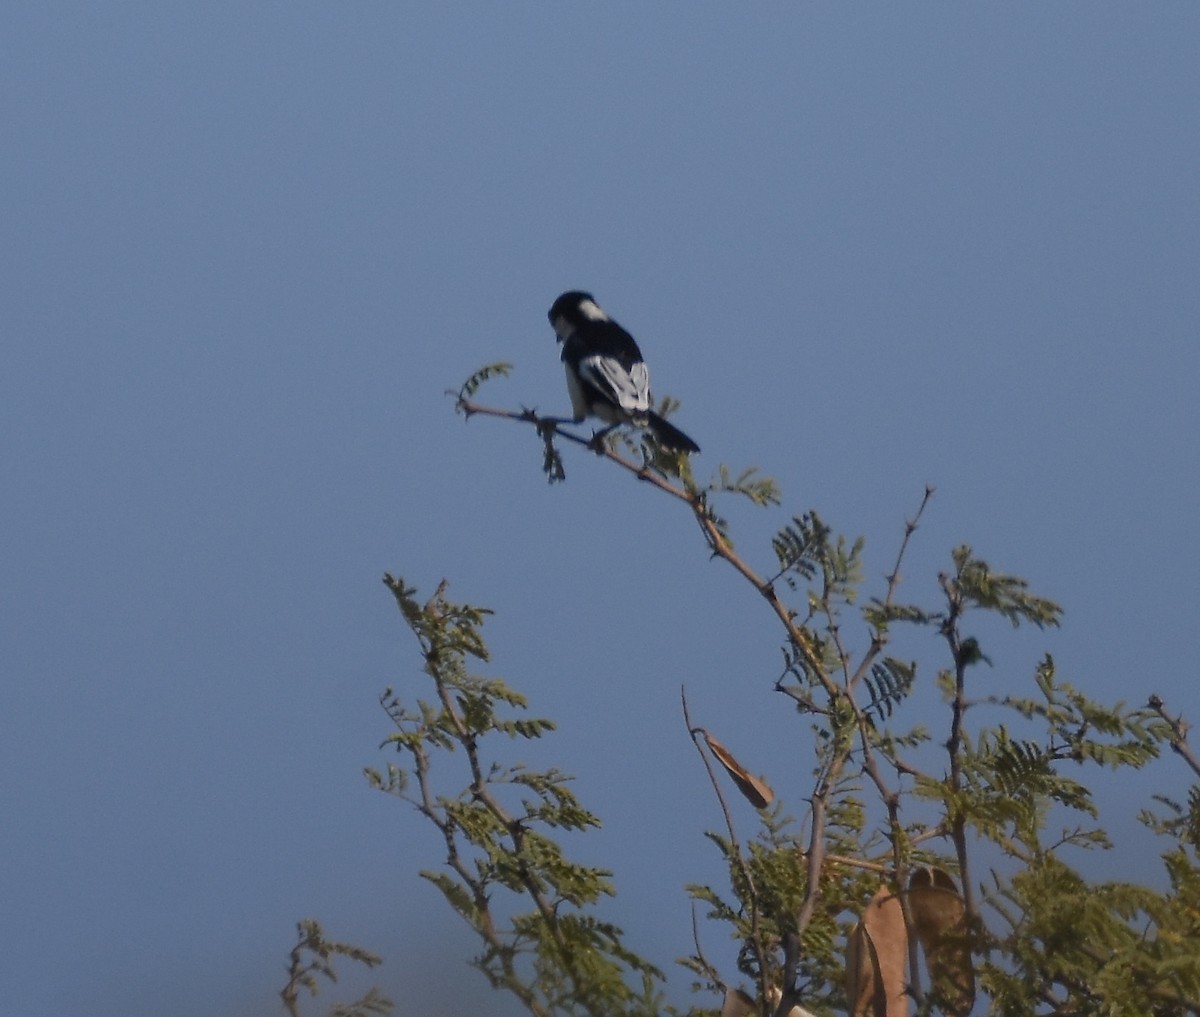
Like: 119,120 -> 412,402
645,411 -> 700,454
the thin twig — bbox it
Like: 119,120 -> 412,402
1148,694 -> 1200,778
940,563 -> 979,925
689,900 -> 725,992
682,687 -> 770,1012
848,484 -> 934,690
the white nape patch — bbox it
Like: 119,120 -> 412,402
578,298 -> 609,322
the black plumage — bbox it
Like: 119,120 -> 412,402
547,291 -> 700,454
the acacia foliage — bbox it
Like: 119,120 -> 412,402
360,369 -> 1200,1016
366,575 -> 662,1017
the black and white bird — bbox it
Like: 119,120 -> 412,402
547,290 -> 700,454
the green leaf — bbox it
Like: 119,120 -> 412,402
458,361 -> 513,400
950,545 -> 1063,629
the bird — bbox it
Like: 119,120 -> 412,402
547,290 -> 700,454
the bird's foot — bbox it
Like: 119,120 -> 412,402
586,425 -> 617,453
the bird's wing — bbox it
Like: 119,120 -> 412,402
575,319 -> 644,369
577,354 -> 650,416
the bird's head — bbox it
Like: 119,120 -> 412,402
548,290 -> 608,342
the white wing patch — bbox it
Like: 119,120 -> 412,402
578,354 -> 651,419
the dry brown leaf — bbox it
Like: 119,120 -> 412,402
908,867 -> 975,1017
702,730 -> 775,808
846,919 -> 885,1017
863,885 -> 909,1016
846,885 -> 908,1016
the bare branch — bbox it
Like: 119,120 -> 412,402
1149,694 -> 1200,779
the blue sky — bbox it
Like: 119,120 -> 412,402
2,5 -> 1197,1015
